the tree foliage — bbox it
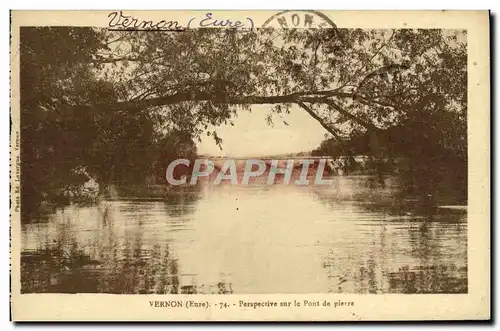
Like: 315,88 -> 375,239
20,27 -> 467,213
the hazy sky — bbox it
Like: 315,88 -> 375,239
198,104 -> 328,157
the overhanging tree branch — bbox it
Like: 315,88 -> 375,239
73,90 -> 383,135
93,56 -> 142,64
296,101 -> 341,140
351,30 -> 396,79
320,99 -> 380,132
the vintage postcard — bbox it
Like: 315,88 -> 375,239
10,10 -> 490,321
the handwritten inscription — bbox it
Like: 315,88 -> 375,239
107,11 -> 185,31
107,11 -> 253,31
187,13 -> 254,30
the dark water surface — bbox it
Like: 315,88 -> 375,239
21,176 -> 467,294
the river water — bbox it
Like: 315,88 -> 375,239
21,176 -> 467,294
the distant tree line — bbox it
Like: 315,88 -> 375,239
312,108 -> 467,203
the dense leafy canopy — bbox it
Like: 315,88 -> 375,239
20,27 -> 467,213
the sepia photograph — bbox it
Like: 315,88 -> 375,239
10,10 -> 490,321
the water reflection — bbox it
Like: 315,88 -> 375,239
21,176 -> 466,294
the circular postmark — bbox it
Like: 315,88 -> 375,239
262,10 -> 337,29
